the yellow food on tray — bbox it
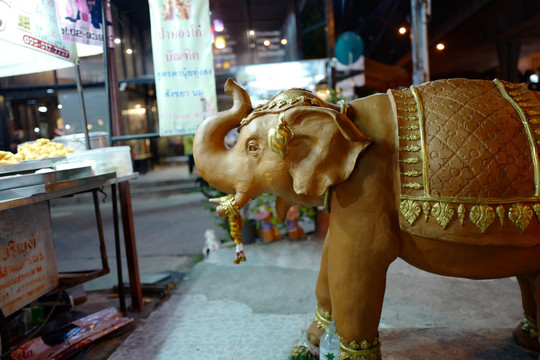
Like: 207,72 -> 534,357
0,138 -> 75,165
0,150 -> 19,165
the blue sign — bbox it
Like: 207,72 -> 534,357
335,31 -> 364,65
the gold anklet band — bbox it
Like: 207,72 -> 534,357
313,305 -> 332,329
340,336 -> 381,360
522,314 -> 538,339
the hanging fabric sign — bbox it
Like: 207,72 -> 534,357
148,0 -> 217,136
54,0 -> 109,48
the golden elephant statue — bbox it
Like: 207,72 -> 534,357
193,78 -> 540,359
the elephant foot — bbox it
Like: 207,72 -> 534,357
306,320 -> 325,346
513,322 -> 540,351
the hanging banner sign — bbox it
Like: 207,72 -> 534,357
54,0 -> 113,50
148,0 -> 217,136
55,0 -> 102,46
0,0 -> 75,64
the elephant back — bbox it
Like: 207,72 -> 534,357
388,78 -> 540,246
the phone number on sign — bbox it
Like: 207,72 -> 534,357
61,27 -> 104,42
22,35 -> 70,58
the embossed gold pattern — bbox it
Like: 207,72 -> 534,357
267,114 -> 294,159
401,170 -> 422,177
496,205 -> 505,226
508,203 -> 533,232
394,80 -> 540,235
402,183 -> 423,190
400,200 -> 421,225
469,205 -> 496,233
392,86 -> 425,200
399,145 -> 421,152
399,157 -> 422,164
457,204 -> 466,226
431,202 -> 455,229
339,335 -> 381,360
422,202 -> 430,221
495,79 -> 540,196
534,204 -> 540,223
239,90 -> 331,129
399,134 -> 420,141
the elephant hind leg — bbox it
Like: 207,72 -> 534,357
513,273 -> 540,351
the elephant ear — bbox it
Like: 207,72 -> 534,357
281,106 -> 372,196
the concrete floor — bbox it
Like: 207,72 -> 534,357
47,164 -> 539,359
109,240 -> 535,359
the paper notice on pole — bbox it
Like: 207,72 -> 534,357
148,0 -> 217,136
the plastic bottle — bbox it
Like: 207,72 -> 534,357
319,321 -> 340,360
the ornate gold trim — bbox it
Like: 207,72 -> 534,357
400,200 -> 421,225
508,203 -> 533,232
409,85 -> 428,196
469,205 -> 495,233
494,79 -> 540,196
431,202 -> 455,229
402,182 -> 423,190
457,204 -> 466,225
400,156 -> 422,164
400,199 -> 540,233
267,113 -> 294,159
496,205 -> 505,226
220,194 -> 239,216
400,194 -> 540,204
399,145 -> 421,152
401,170 -> 422,177
339,335 -> 381,360
313,305 -> 332,330
534,204 -> 540,223
422,202 -> 430,221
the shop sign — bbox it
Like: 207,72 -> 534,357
0,0 -> 75,63
148,0 -> 217,136
0,202 -> 58,317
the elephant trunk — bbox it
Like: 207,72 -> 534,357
193,79 -> 252,194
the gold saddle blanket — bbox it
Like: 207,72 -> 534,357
388,79 -> 540,246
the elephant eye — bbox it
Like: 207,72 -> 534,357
247,140 -> 259,154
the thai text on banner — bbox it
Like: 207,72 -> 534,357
148,0 -> 217,136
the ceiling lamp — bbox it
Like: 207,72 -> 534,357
215,36 -> 226,49
214,19 -> 224,32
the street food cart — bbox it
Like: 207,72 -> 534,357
0,158 -> 135,353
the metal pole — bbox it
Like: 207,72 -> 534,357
73,50 -> 92,150
101,0 -> 113,146
410,0 -> 430,85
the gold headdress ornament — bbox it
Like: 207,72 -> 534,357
238,88 -> 338,130
268,113 -> 294,159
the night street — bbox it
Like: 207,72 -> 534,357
49,167 -> 215,291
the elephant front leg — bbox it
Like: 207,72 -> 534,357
327,215 -> 398,360
307,232 -> 332,346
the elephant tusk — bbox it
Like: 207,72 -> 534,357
208,195 -> 228,205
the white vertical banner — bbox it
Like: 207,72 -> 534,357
148,0 -> 217,136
